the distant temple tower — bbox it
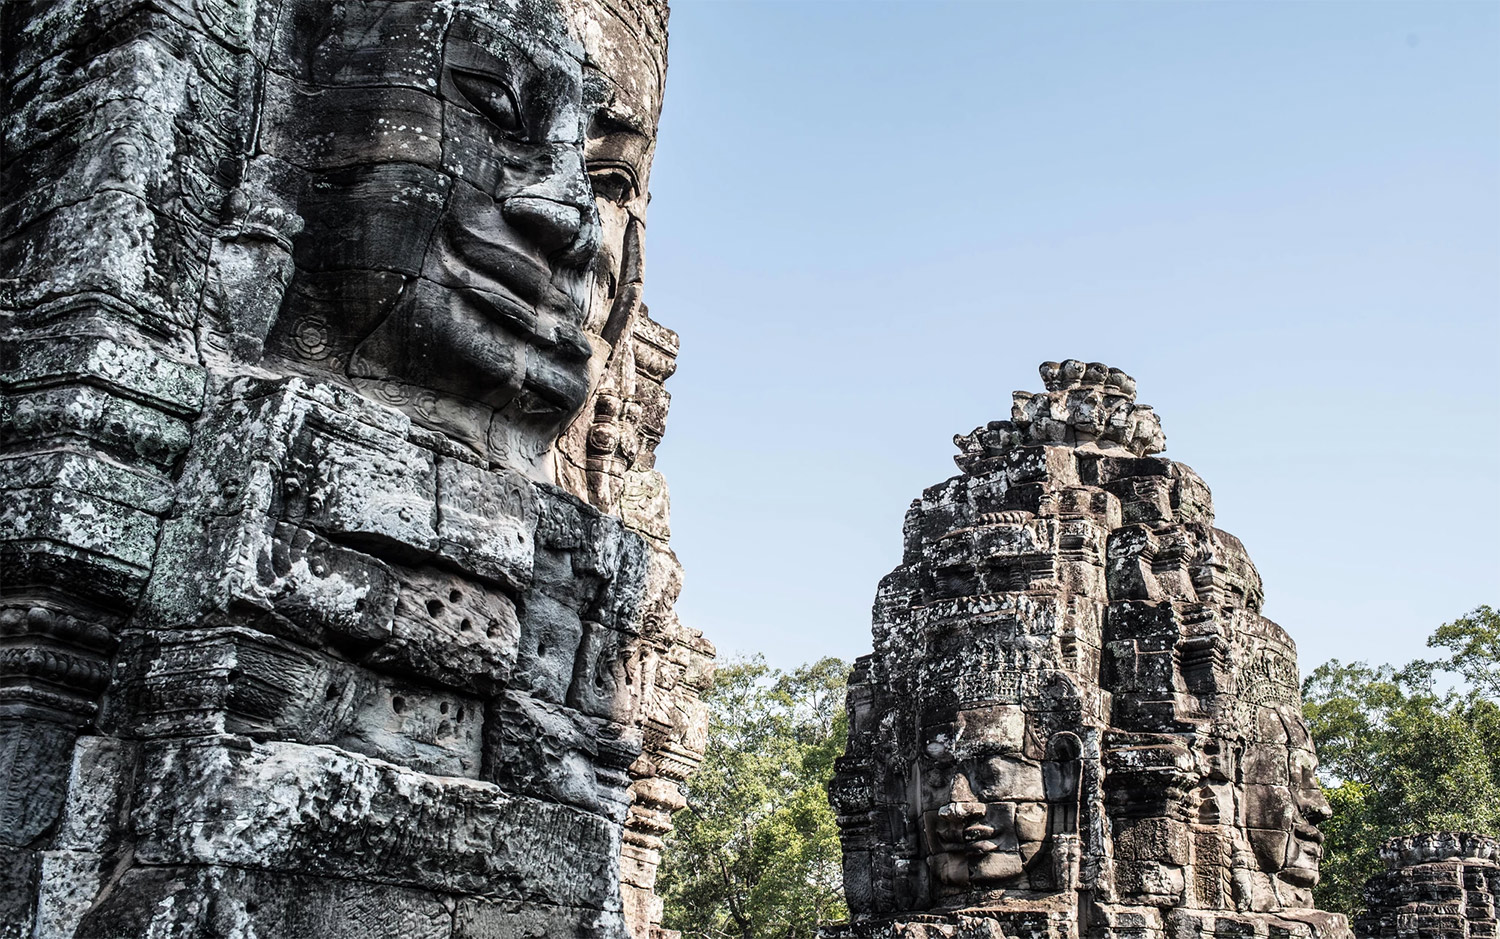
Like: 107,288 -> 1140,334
1357,833 -> 1499,939
826,360 -> 1352,939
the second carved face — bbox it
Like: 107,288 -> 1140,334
916,706 -> 1049,902
1242,708 -> 1332,893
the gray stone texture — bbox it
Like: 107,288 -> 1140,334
1355,832 -> 1499,939
0,1 -> 712,937
826,361 -> 1352,939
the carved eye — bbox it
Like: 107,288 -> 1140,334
452,70 -> 522,134
589,163 -> 638,206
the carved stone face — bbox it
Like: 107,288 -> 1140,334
1242,708 -> 1331,889
546,0 -> 669,504
263,0 -> 661,478
916,706 -> 1047,900
578,15 -> 661,347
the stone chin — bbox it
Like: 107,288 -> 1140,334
1279,829 -> 1326,888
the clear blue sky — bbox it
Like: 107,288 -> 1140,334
642,1 -> 1500,677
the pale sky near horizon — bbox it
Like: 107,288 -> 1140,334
639,1 -> 1499,678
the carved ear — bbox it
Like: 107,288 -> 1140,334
1043,732 -> 1082,837
600,215 -> 645,350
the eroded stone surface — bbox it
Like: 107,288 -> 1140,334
825,361 -> 1352,939
0,1 -> 710,937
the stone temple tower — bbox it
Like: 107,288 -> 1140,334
826,360 -> 1352,939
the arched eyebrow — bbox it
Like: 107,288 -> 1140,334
587,111 -> 648,167
586,119 -> 648,208
589,108 -> 645,138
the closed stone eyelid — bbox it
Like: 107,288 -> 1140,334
587,161 -> 639,204
450,68 -> 523,133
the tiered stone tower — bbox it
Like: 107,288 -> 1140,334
827,360 -> 1351,939
1357,833 -> 1499,939
0,1 -> 711,937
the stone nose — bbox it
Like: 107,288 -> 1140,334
938,773 -> 985,819
1296,786 -> 1333,826
503,146 -> 600,267
502,195 -> 584,258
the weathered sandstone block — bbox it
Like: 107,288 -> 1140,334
1355,832 -> 1498,939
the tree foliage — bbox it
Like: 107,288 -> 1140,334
659,657 -> 849,939
1303,605 -> 1500,916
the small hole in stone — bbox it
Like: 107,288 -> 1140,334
487,623 -> 500,638
460,618 -> 472,632
354,598 -> 365,612
392,696 -> 406,713
426,599 -> 443,617
449,589 -> 462,603
245,901 -> 259,914
325,684 -> 341,701
440,702 -> 449,714
456,706 -> 465,722
536,643 -> 547,658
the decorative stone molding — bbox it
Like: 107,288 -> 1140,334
1356,832 -> 1499,939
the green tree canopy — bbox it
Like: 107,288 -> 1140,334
1302,605 -> 1500,916
658,656 -> 849,939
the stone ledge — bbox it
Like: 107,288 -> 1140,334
128,735 -> 622,905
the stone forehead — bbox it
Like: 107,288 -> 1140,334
267,1 -> 585,85
459,0 -> 586,61
266,1 -> 666,140
561,0 -> 669,127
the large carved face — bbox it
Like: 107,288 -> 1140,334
1242,708 -> 1331,891
916,706 -> 1047,901
262,0 -> 663,479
